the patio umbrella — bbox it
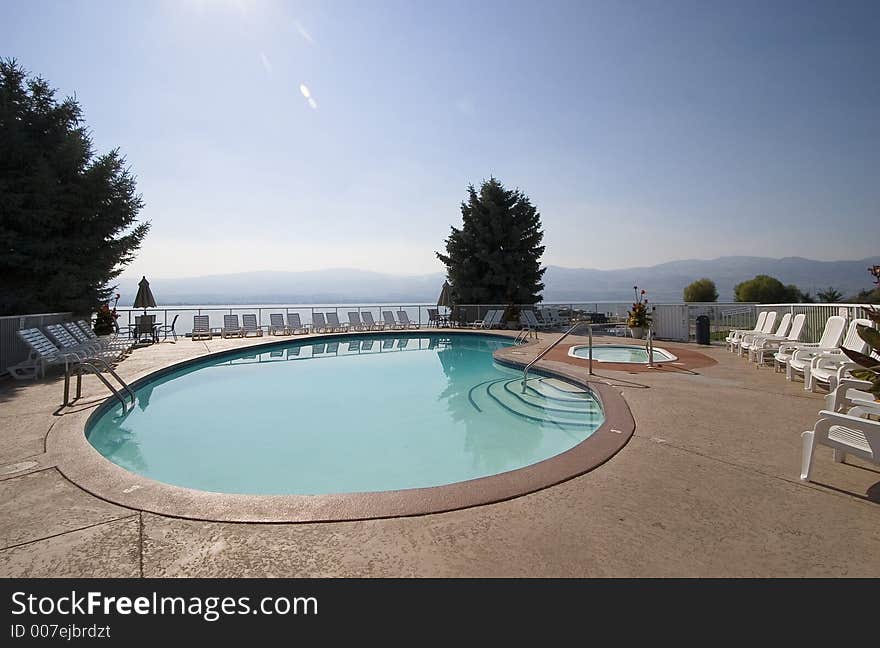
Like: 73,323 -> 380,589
437,281 -> 453,325
133,276 -> 157,313
437,281 -> 452,309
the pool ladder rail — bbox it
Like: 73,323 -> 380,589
63,358 -> 136,410
521,320 -> 656,392
514,327 -> 538,345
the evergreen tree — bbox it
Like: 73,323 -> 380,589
436,178 -> 545,305
0,59 -> 149,315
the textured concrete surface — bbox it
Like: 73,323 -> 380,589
0,468 -> 133,549
1,330 -> 878,577
0,412 -> 52,465
0,516 -> 140,578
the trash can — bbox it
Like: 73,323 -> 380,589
695,315 -> 711,345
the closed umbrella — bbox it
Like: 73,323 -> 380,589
437,281 -> 453,326
133,276 -> 157,312
437,281 -> 452,308
132,276 -> 157,343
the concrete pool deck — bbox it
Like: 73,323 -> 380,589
1,329 -> 878,577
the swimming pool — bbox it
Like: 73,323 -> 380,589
568,344 -> 677,364
86,333 -> 604,495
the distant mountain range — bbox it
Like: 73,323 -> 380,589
116,256 -> 880,305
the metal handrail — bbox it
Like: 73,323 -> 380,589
65,358 -> 135,409
521,319 -> 589,392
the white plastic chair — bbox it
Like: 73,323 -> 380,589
733,311 -> 777,355
803,319 -> 875,392
739,313 -> 790,357
776,315 -> 846,377
9,328 -> 83,379
801,409 -> 880,482
727,311 -> 767,352
749,313 -> 806,366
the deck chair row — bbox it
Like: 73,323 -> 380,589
9,320 -> 132,380
727,309 -> 880,484
190,310 -> 425,340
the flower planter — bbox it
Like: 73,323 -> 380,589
629,326 -> 645,339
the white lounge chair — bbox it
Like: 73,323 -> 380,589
396,310 -> 420,329
268,313 -> 289,335
326,312 -> 348,332
312,312 -> 329,333
45,323 -> 117,362
485,309 -> 506,328
68,321 -> 129,355
221,315 -> 244,338
74,319 -> 133,354
539,308 -> 562,328
63,321 -> 109,357
472,309 -> 497,329
361,312 -> 384,330
749,313 -> 806,366
192,315 -> 212,340
521,309 -> 549,331
529,310 -> 551,330
727,311 -> 768,352
779,315 -> 846,379
801,409 -> 880,482
287,313 -> 309,335
8,328 -> 83,379
803,319 -> 875,392
825,377 -> 876,413
242,314 -> 263,337
383,311 -> 405,330
549,308 -> 569,327
348,312 -> 367,331
732,311 -> 777,355
739,312 -> 790,357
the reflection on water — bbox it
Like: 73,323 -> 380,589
206,335 -> 448,367
436,337 -> 545,473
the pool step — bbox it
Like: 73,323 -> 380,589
524,377 -> 595,402
469,377 -> 602,429
495,380 -> 601,416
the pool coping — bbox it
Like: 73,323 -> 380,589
47,330 -> 635,524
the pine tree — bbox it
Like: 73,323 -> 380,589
436,178 -> 545,305
0,59 -> 149,315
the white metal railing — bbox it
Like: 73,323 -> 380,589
109,301 -> 876,344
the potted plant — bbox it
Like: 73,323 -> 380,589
842,305 -> 880,401
627,286 -> 651,339
94,293 -> 121,336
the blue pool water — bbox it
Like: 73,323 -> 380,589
86,334 -> 604,495
569,344 -> 676,363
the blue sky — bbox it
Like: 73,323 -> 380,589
4,0 -> 879,278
